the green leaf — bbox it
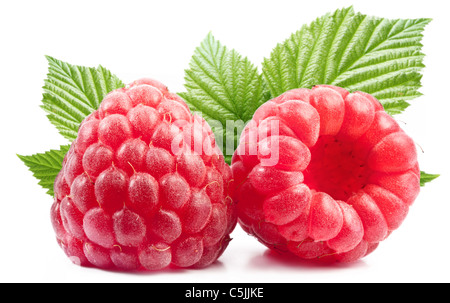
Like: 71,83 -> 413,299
420,171 -> 439,187
41,56 -> 125,141
380,100 -> 411,116
179,33 -> 269,163
262,6 -> 431,115
21,57 -> 125,199
18,145 -> 71,196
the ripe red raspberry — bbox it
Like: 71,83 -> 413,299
231,85 -> 420,263
51,78 -> 236,271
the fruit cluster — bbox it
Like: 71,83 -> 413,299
51,79 -> 236,270
50,79 -> 420,269
231,85 -> 420,262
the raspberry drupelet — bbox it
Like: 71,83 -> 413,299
231,85 -> 420,263
51,78 -> 237,271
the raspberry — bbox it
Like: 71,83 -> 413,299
232,85 -> 420,263
51,78 -> 236,271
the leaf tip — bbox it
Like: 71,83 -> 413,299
44,55 -> 57,63
17,153 -> 26,163
204,31 -> 217,43
420,171 -> 440,187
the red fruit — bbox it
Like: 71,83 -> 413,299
52,79 -> 236,271
307,192 -> 343,241
232,85 -> 419,263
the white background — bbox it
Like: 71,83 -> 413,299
1,0 -> 448,283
